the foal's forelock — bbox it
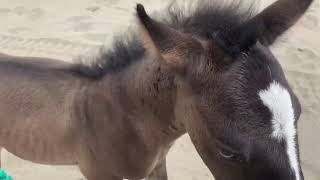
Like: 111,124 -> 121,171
259,81 -> 300,180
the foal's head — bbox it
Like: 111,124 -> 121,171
136,0 -> 312,179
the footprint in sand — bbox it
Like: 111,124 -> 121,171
66,16 -> 92,23
73,22 -> 94,32
302,14 -> 319,30
93,0 -> 119,5
12,6 -> 29,16
0,8 -> 11,15
286,72 -> 319,109
86,6 -> 100,13
82,33 -> 107,43
8,27 -> 30,34
286,47 -> 320,74
297,48 -> 319,61
10,6 -> 45,20
114,7 -> 129,12
66,16 -> 96,32
28,8 -> 46,20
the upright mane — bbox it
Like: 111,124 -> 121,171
75,0 -> 256,78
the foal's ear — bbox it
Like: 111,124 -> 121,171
136,4 -> 204,70
252,0 -> 313,45
217,0 -> 314,55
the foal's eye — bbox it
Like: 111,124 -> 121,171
219,150 -> 235,159
215,139 -> 245,162
218,150 -> 244,162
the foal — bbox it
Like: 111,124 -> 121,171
0,0 -> 313,179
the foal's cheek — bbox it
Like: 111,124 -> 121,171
207,164 -> 246,180
189,137 -> 228,179
188,127 -> 248,180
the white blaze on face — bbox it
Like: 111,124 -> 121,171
259,81 -> 300,180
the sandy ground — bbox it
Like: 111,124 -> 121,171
0,0 -> 319,179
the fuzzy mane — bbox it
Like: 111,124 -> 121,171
75,0 -> 256,78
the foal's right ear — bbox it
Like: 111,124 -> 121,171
136,4 -> 204,70
251,0 -> 313,45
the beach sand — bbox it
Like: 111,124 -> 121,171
0,0 -> 319,179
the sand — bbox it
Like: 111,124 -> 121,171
0,0 -> 319,179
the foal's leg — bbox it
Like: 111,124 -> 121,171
145,158 -> 168,180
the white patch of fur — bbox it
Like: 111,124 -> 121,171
259,81 -> 300,180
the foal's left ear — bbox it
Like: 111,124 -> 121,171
136,4 -> 204,70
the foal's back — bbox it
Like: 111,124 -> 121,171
0,54 -> 79,165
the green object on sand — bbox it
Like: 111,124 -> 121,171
0,170 -> 13,180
